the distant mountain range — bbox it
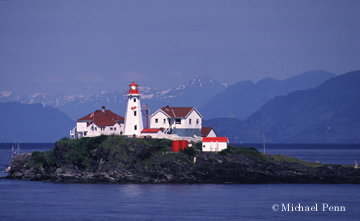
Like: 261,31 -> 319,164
205,70 -> 360,143
0,76 -> 227,121
199,70 -> 337,120
3,70 -> 357,143
0,102 -> 74,142
0,71 -> 334,122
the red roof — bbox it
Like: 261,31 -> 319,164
202,137 -> 228,143
159,106 -> 199,118
129,82 -> 138,87
77,109 -> 124,127
201,127 -> 215,137
141,128 -> 162,133
129,82 -> 139,94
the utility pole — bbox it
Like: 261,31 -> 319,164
263,133 -> 265,154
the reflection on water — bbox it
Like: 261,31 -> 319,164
120,184 -> 144,196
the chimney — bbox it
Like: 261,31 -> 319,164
166,105 -> 169,110
102,106 -> 105,113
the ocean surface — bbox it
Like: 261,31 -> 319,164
0,143 -> 359,220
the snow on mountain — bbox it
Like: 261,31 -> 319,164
0,76 -> 226,121
0,90 -> 12,98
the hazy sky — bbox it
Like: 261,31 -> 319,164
1,0 -> 359,95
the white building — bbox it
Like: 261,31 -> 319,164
140,128 -> 164,138
70,82 -> 219,141
124,82 -> 144,136
149,106 -> 203,138
202,137 -> 228,152
70,106 -> 124,139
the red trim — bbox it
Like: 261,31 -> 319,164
141,128 -> 162,133
129,82 -> 139,94
202,137 -> 228,143
130,82 -> 138,87
129,89 -> 139,94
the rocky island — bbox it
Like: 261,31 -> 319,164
5,136 -> 360,184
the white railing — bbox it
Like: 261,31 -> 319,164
70,127 -> 77,139
162,133 -> 202,142
163,127 -> 172,134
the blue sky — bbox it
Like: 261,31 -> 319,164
1,0 -> 359,95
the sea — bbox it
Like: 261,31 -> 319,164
0,143 -> 359,221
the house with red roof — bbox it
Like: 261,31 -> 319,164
141,128 -> 164,138
201,127 -> 217,137
70,106 -> 124,139
202,137 -> 228,152
149,105 -> 203,138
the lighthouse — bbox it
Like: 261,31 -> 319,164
124,82 -> 143,136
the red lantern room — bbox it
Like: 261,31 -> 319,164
129,82 -> 139,94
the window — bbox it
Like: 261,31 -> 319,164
133,98 -> 136,102
134,111 -> 137,116
196,119 -> 199,124
134,125 -> 137,130
101,127 -> 105,131
163,119 -> 166,124
95,127 -> 97,131
175,119 -> 181,124
110,127 -> 113,130
189,119 -> 192,124
114,127 -> 116,130
84,132 -> 87,136
155,118 -> 158,123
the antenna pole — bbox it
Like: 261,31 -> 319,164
141,104 -> 149,129
146,104 -> 149,129
263,133 -> 265,154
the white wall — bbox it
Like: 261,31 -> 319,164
141,131 -> 164,138
76,122 -> 123,138
202,141 -> 227,152
206,129 -> 217,137
150,109 -> 202,130
182,109 -> 202,129
124,94 -> 143,136
150,111 -> 170,129
76,122 -> 88,132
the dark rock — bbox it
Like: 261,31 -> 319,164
5,139 -> 360,184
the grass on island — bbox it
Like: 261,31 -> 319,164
266,154 -> 324,168
218,144 -> 324,168
25,135 -> 326,172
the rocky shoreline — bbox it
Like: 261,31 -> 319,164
5,136 -> 360,184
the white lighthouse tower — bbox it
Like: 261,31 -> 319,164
124,82 -> 143,136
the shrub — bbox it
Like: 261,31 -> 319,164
32,151 -> 45,165
146,138 -> 172,151
218,148 -> 231,155
217,145 -> 265,160
193,142 -> 202,151
138,158 -> 155,169
183,147 -> 196,156
45,150 -> 58,166
26,151 -> 44,169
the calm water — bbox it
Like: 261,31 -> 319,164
0,143 -> 359,220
